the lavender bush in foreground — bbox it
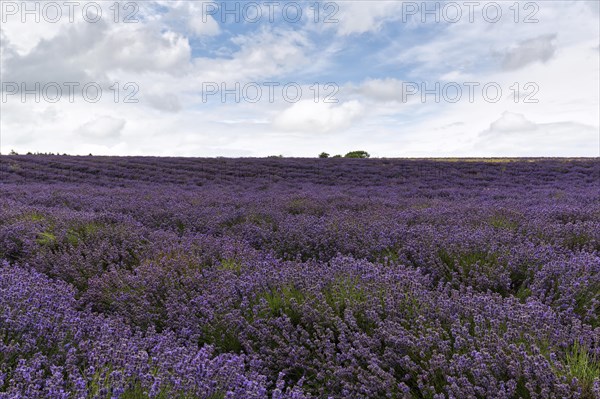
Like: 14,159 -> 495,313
1,157 -> 599,398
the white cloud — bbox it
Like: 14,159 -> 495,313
334,1 -> 405,35
94,27 -> 192,74
272,100 -> 364,133
353,78 -> 407,103
194,28 -> 312,81
76,116 -> 126,141
385,2 -> 597,77
439,70 -> 472,81
0,1 -> 71,56
477,114 -> 598,156
153,1 -> 221,37
1,0 -> 598,157
1,21 -> 192,87
484,111 -> 537,134
187,14 -> 220,37
144,93 -> 182,113
502,34 -> 557,70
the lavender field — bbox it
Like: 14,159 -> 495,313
0,156 -> 599,399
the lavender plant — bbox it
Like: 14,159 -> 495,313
1,157 -> 599,398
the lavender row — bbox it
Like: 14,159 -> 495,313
0,157 -> 598,398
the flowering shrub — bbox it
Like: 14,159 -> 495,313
1,157 -> 599,398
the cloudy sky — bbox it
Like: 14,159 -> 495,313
1,0 -> 598,157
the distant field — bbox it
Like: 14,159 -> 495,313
413,157 -> 596,162
1,156 -> 599,398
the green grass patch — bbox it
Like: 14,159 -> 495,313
322,277 -> 367,317
488,215 -> 519,230
322,277 -> 380,334
66,221 -> 105,246
218,258 -> 242,274
574,283 -> 600,328
201,321 -> 243,354
373,247 -> 400,265
257,285 -> 307,326
120,381 -> 217,399
19,211 -> 47,223
566,342 -> 600,398
515,285 -> 532,303
438,249 -> 499,279
37,231 -> 57,247
286,198 -> 309,215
